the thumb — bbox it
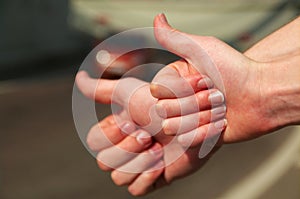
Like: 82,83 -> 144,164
153,14 -> 225,93
153,14 -> 206,74
75,71 -> 116,104
76,71 -> 148,106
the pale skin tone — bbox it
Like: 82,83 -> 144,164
76,15 -> 300,196
152,14 -> 300,142
76,71 -> 226,195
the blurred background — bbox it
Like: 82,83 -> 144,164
1,0 -> 300,198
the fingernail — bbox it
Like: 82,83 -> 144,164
159,13 -> 168,23
209,91 -> 224,105
214,119 -> 227,130
136,130 -> 152,146
120,122 -> 135,134
149,143 -> 163,156
162,120 -> 172,135
211,105 -> 227,116
197,77 -> 213,89
150,83 -> 159,93
155,103 -> 167,118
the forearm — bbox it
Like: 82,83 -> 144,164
242,17 -> 300,131
244,16 -> 300,62
261,53 -> 300,131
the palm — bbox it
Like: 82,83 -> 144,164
189,37 -> 266,142
152,15 -> 267,143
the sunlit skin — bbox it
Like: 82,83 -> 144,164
76,15 -> 300,196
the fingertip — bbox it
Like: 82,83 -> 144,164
158,13 -> 169,25
214,119 -> 227,131
155,103 -> 167,118
197,76 -> 214,90
136,130 -> 152,147
150,82 -> 159,98
75,70 -> 98,100
149,142 -> 163,157
120,121 -> 136,135
86,125 -> 101,151
154,13 -> 169,28
76,70 -> 88,77
150,83 -> 175,99
111,170 -> 129,186
183,75 -> 212,92
96,156 -> 113,172
208,90 -> 225,106
127,159 -> 164,196
75,70 -> 87,86
162,120 -> 174,136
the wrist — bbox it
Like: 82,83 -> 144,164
260,54 -> 300,131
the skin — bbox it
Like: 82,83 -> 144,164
76,15 -> 300,196
151,14 -> 300,143
244,16 -> 300,62
76,71 -> 226,196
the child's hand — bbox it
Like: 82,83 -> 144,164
86,114 -> 165,193
151,59 -> 227,158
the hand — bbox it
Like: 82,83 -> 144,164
75,14 -> 300,196
75,69 -> 225,195
87,115 -> 166,194
84,114 -> 220,196
151,14 -> 279,143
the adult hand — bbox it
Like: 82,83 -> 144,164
151,14 -> 287,144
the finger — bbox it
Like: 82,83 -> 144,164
154,14 -> 203,66
156,89 -> 225,118
111,143 -> 163,186
177,119 -> 227,149
153,14 -> 225,92
86,115 -> 136,151
127,161 -> 165,196
96,130 -> 153,171
151,62 -> 214,99
162,104 -> 226,135
76,71 -> 148,105
75,70 -> 116,104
